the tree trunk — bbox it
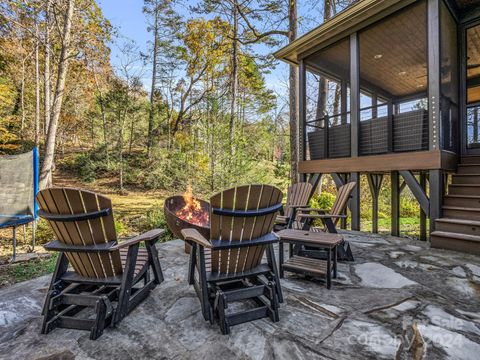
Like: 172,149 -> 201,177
90,63 -> 109,162
39,0 -> 75,189
44,0 -> 51,138
34,18 -> 40,146
229,0 -> 239,154
315,0 -> 332,127
20,58 -> 26,138
147,7 -> 159,157
333,83 -> 341,125
288,0 -> 298,183
129,113 -> 135,155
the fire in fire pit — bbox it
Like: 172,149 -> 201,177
164,187 -> 210,253
176,185 -> 209,227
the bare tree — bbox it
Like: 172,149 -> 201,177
40,0 -> 75,189
43,0 -> 51,138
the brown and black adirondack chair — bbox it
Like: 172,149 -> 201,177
37,188 -> 164,340
274,182 -> 313,231
296,182 -> 356,261
181,184 -> 283,335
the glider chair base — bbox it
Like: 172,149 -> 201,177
41,241 -> 164,340
189,243 -> 281,335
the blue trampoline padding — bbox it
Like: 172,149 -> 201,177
0,214 -> 35,229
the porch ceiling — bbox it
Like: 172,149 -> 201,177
456,0 -> 480,10
304,1 -> 427,98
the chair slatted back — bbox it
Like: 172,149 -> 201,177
330,182 -> 356,226
209,185 -> 282,274
285,182 -> 313,219
37,188 -> 123,278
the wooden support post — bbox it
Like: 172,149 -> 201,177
429,169 -> 443,234
391,171 -> 400,236
299,59 -> 307,182
367,174 -> 383,233
350,33 -> 359,158
420,172 -> 427,241
350,172 -> 360,231
428,0 -> 441,151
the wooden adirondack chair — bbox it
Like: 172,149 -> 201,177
296,182 -> 356,261
37,188 -> 164,340
274,182 -> 313,231
181,184 -> 283,335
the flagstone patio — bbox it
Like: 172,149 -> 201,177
0,232 -> 479,360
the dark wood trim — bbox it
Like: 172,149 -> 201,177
420,172 -> 427,241
391,171 -> 400,236
299,150 -> 456,174
350,32 -> 359,158
299,59 -> 307,163
367,174 -> 383,233
428,0 -> 441,151
429,169 -> 444,232
350,172 -> 360,231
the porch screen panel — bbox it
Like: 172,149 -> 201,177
304,37 -> 350,160
466,24 -> 480,148
359,0 -> 428,155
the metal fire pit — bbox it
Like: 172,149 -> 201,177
164,195 -> 210,253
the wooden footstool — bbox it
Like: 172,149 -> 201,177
276,229 -> 343,289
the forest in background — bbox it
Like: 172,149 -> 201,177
0,0 -> 362,193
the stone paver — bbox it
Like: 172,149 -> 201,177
0,232 -> 479,360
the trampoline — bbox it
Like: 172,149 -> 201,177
0,147 -> 39,261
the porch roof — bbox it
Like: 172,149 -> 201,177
274,0 -> 416,65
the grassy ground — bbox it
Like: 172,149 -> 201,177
361,217 -> 428,239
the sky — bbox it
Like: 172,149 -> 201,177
97,0 -> 291,98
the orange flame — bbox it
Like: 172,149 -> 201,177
176,185 -> 209,226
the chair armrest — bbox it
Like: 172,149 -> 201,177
113,229 -> 165,250
297,213 -> 347,219
181,228 -> 212,249
43,240 -> 117,253
289,204 -> 310,209
296,208 -> 329,213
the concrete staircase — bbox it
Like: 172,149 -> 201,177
431,156 -> 480,254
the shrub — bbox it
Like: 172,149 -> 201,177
309,192 -> 336,211
74,153 -> 97,183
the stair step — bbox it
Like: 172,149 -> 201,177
448,184 -> 480,196
451,174 -> 480,185
461,156 -> 480,164
431,230 -> 480,254
457,164 -> 480,174
444,195 -> 480,208
442,206 -> 480,221
435,218 -> 480,236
